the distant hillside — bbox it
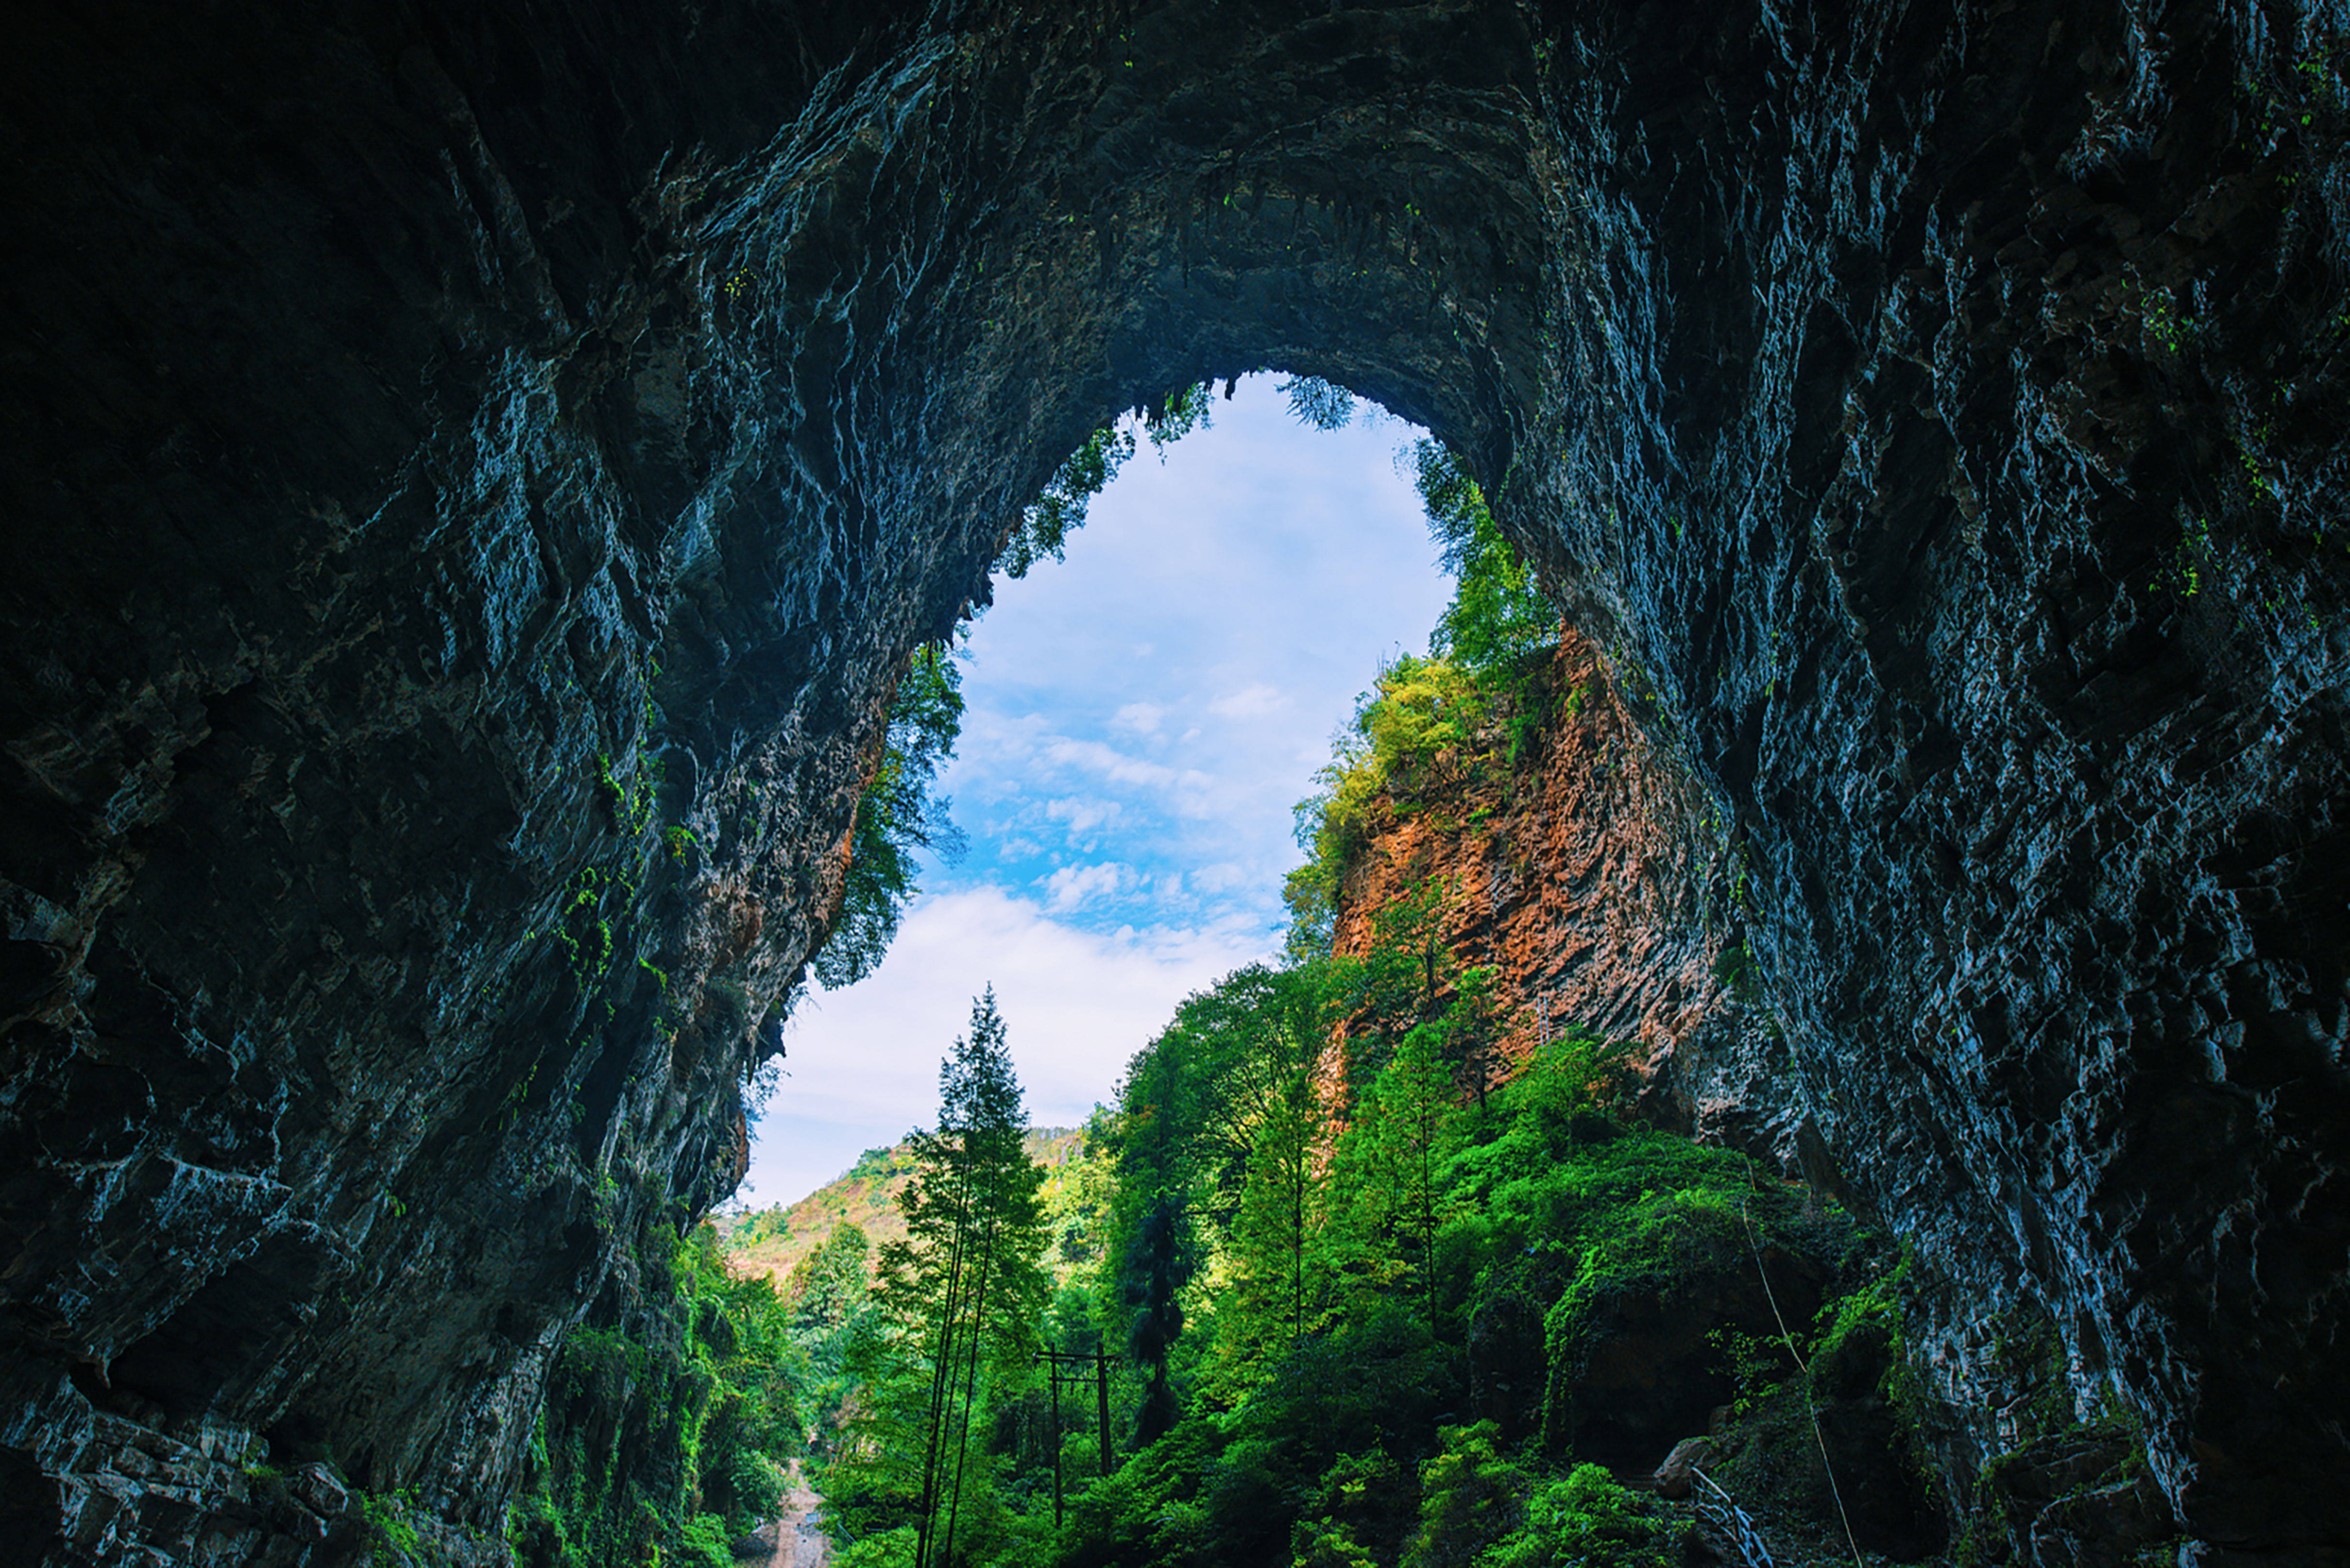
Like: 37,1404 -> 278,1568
719,1127 -> 1094,1293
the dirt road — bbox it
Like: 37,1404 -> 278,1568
755,1461 -> 832,1568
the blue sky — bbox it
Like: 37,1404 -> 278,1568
740,376 -> 1452,1207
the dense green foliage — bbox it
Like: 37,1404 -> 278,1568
995,383 -> 1216,578
1019,957 -> 1858,1568
509,1224 -> 801,1568
756,903 -> 1882,1568
820,643 -> 970,989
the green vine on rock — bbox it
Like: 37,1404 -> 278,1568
596,750 -> 657,838
551,867 -> 621,987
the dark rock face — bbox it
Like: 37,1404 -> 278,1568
1803,1303 -> 1949,1559
1,1 -> 2344,1563
1978,1424 -> 2176,1568
1541,1242 -> 1828,1475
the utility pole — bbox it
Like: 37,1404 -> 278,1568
1096,1341 -> 1111,1478
1039,1346 -> 1116,1489
1048,1350 -> 1063,1528
1041,1350 -> 1107,1523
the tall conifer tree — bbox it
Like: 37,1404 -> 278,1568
870,989 -> 1048,1568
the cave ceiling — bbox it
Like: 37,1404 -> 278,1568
1,0 -> 2346,1561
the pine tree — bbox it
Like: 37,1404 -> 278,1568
1121,1193 -> 1195,1445
868,989 -> 1048,1568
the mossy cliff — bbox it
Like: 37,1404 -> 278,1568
1,1 -> 2345,1563
1309,627 -> 2171,1560
1314,629 -> 1804,1160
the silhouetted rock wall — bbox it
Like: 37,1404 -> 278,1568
2,1 -> 2344,1562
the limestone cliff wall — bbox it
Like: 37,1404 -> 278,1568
1,1 -> 2344,1563
1326,631 -> 1803,1160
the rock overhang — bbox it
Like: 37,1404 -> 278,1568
2,0 -> 2346,1560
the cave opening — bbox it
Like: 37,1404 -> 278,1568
2,0 -> 2347,1560
743,371 -> 1461,1207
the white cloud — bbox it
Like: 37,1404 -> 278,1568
750,888 -> 1269,1204
1041,861 -> 1132,910
1209,682 -> 1288,719
1042,735 -> 1171,785
1044,796 -> 1123,834
1111,702 -> 1164,735
1189,861 -> 1252,894
1041,737 -> 1218,806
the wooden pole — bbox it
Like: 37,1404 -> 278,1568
1096,1343 -> 1111,1478
1050,1354 -> 1063,1527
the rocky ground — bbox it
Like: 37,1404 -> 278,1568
744,1461 -> 833,1568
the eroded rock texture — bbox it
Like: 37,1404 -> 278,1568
1,0 -> 2344,1562
1326,630 -> 1806,1160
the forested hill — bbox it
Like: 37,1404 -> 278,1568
719,1127 -> 1087,1287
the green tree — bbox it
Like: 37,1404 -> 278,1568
1219,968 -> 1336,1381
1094,973 -> 1266,1444
789,1222 -> 871,1331
1120,1192 -> 1196,1445
1404,1422 -> 1525,1568
867,989 -> 1049,1568
1438,966 -> 1512,1110
1411,440 -> 1552,676
1360,876 -> 1455,1023
818,645 -> 967,989
1363,1023 -> 1455,1336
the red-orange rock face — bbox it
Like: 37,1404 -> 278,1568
1328,631 -> 1797,1157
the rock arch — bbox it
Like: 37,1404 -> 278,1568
1,0 -> 2344,1560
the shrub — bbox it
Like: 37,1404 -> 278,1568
833,1522 -> 917,1568
1405,1423 -> 1525,1568
1480,1464 -> 1685,1568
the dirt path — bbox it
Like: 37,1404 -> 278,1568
756,1460 -> 833,1568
